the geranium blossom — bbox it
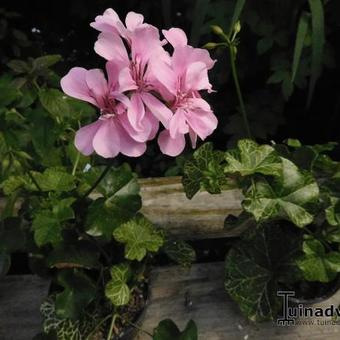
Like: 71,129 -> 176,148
153,28 -> 218,156
61,62 -> 157,158
61,9 -> 218,159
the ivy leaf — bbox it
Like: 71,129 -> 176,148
55,270 -> 96,320
38,88 -> 70,118
113,216 -> 164,261
105,264 -> 131,306
84,165 -> 142,239
153,319 -> 198,340
163,241 -> 196,267
33,168 -> 75,192
243,158 -> 319,227
297,238 -> 340,282
47,241 -> 100,269
224,139 -> 282,177
225,224 -> 302,321
325,197 -> 340,226
182,143 -> 227,199
32,212 -> 63,247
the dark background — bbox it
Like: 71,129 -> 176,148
1,0 -> 340,176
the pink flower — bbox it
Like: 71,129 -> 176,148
93,15 -> 173,131
91,8 -> 150,45
61,62 -> 157,158
153,28 -> 218,156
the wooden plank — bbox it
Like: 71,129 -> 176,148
137,262 -> 340,340
0,177 -> 244,240
139,177 -> 243,239
0,275 -> 50,340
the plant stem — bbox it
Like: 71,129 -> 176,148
72,151 -> 80,176
86,314 -> 112,340
107,314 -> 118,340
83,163 -> 112,198
228,46 -> 252,139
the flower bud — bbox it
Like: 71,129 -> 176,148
203,42 -> 218,50
211,25 -> 224,35
234,21 -> 241,34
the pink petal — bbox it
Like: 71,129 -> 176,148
60,67 -> 96,106
92,119 -> 120,158
118,110 -> 158,143
90,8 -> 127,38
158,129 -> 186,156
85,69 -> 108,106
116,122 -> 147,157
189,127 -> 198,149
131,26 -> 163,62
162,28 -> 188,47
149,58 -> 176,95
141,92 -> 173,128
94,32 -> 129,64
169,109 -> 189,138
185,107 -> 218,140
128,93 -> 145,131
74,120 -> 103,156
118,67 -> 138,92
185,61 -> 212,92
125,12 -> 144,31
106,61 -> 119,90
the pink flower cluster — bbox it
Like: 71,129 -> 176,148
61,9 -> 218,158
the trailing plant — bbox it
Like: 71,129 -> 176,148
182,138 -> 340,320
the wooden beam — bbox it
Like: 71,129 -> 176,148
139,177 -> 243,239
137,262 -> 340,340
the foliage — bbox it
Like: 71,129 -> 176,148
225,223 -> 302,321
153,319 -> 198,340
183,139 -> 340,321
0,48 -> 196,339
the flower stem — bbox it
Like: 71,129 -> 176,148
228,46 -> 252,139
83,163 -> 112,198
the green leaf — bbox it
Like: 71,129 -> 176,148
0,253 -> 11,276
163,240 -> 196,267
291,12 -> 309,83
225,224 -> 302,321
0,217 -> 26,253
33,55 -> 62,70
55,270 -> 96,320
325,197 -> 340,226
113,216 -> 164,261
47,241 -> 100,269
243,158 -> 319,227
182,143 -> 227,199
52,198 -> 75,221
105,264 -> 131,306
7,59 -> 30,73
84,165 -> 142,238
307,0 -> 325,107
225,139 -> 282,177
32,212 -> 63,247
33,168 -> 75,192
153,319 -> 198,340
38,88 -> 70,118
0,75 -> 20,106
0,174 -> 34,195
296,254 -> 333,282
